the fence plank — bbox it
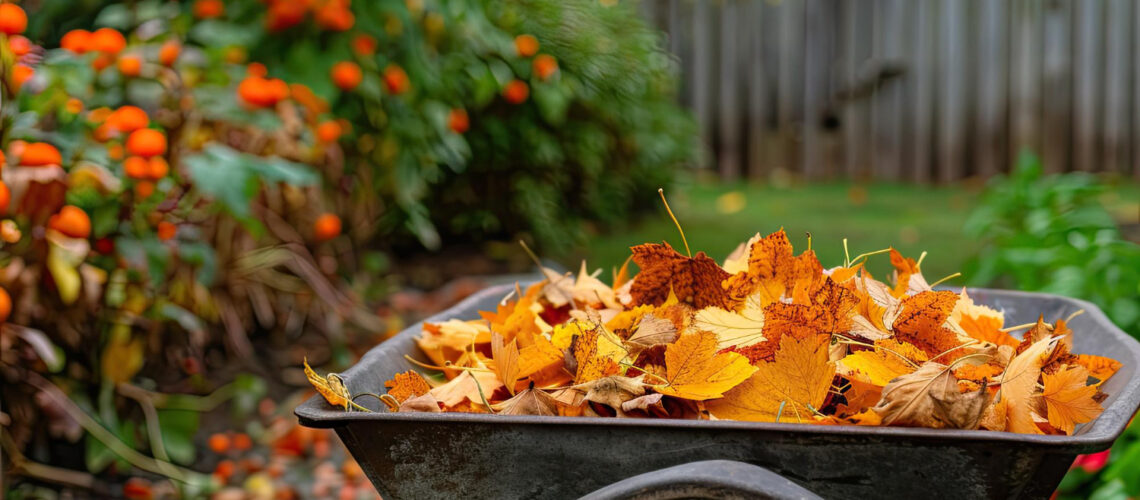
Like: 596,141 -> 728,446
690,0 -> 713,168
1103,0 -> 1131,174
1009,0 -> 1042,171
974,0 -> 1007,177
746,0 -> 768,180
777,0 -> 805,175
841,0 -> 873,180
869,0 -> 904,181
1073,0 -> 1102,172
802,0 -> 829,180
910,0 -> 936,183
718,0 -> 741,180
1135,0 -> 1140,179
1041,0 -> 1071,174
937,0 -> 968,182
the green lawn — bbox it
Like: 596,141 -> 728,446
569,180 -> 982,286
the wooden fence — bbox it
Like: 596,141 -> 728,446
637,0 -> 1140,182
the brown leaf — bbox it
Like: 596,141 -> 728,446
578,375 -> 646,415
398,393 -> 442,413
1040,366 -> 1102,434
889,291 -> 968,362
493,385 -> 559,416
626,313 -> 679,349
872,361 -> 990,429
723,229 -> 824,306
629,242 -> 737,310
384,371 -> 431,403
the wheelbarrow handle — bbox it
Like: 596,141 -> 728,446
579,459 -> 822,500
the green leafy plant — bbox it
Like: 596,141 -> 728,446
964,152 -> 1140,499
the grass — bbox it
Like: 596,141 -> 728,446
567,179 -> 982,285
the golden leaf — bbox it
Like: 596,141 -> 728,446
492,332 -> 521,395
304,358 -> 352,410
1040,366 -> 1103,434
706,336 -> 834,422
839,348 -> 917,387
723,230 -> 823,307
654,330 -> 756,400
1075,354 -> 1122,385
999,336 -> 1060,434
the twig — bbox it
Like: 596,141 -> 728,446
116,383 -> 171,463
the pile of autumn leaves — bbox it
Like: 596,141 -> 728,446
310,230 -> 1121,434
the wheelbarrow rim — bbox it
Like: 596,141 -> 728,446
296,284 -> 1140,453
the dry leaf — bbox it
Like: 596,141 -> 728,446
384,371 -> 432,403
1040,366 -> 1103,434
1000,336 -> 1060,434
627,313 -> 679,348
304,358 -> 353,410
492,332 -> 521,395
578,375 -> 647,414
872,361 -> 990,429
654,331 -> 756,400
399,393 -> 442,413
1075,354 -> 1122,384
629,242 -> 737,310
706,336 -> 834,422
839,348 -> 917,387
723,230 -> 823,306
693,294 -> 766,350
493,385 -> 559,416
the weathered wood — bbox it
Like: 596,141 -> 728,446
936,0 -> 967,183
690,0 -> 713,169
1072,0 -> 1102,172
746,0 -> 768,180
870,0 -> 904,181
1040,0 -> 1071,174
802,0 -> 829,180
1135,0 -> 1140,179
777,0 -> 805,176
840,0 -> 873,180
910,0 -> 936,184
974,0 -> 1007,178
1102,0 -> 1131,174
718,0 -> 741,180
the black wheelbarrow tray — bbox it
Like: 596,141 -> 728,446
296,285 -> 1140,499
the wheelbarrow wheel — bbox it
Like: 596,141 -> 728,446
579,460 -> 822,500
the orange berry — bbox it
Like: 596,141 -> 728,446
352,34 -> 376,56
20,142 -> 62,167
238,76 -> 287,108
447,108 -> 469,134
0,287 -> 10,324
117,55 -> 142,77
208,433 -> 231,454
247,62 -> 268,78
60,29 -> 92,53
91,28 -> 126,55
92,53 -> 114,71
11,65 -> 33,90
232,433 -> 252,451
213,459 -> 235,482
65,98 -> 84,114
313,213 -> 341,242
147,157 -> 169,179
0,4 -> 27,35
124,156 -> 149,179
157,221 -> 176,241
48,205 -> 92,239
330,61 -> 362,91
0,181 -> 9,214
9,35 -> 32,57
316,121 -> 341,143
107,143 -> 124,161
122,478 -> 152,500
382,64 -> 409,95
514,34 -> 539,57
158,41 -> 181,66
193,0 -> 225,19
126,129 -> 167,157
134,181 -> 155,198
315,4 -> 354,31
266,0 -> 307,31
502,79 -> 529,104
533,54 -> 558,80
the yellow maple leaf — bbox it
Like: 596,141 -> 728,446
1075,354 -> 1122,385
838,347 -> 917,387
693,293 -> 765,350
492,332 -> 521,395
654,330 -> 756,400
1040,366 -> 1103,435
706,336 -> 835,421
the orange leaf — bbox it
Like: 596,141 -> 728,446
839,347 -> 917,387
629,242 -> 737,310
1000,336 -> 1060,434
304,358 -> 352,410
1075,354 -> 1122,384
890,291 -> 967,362
723,229 -> 824,307
491,332 -> 521,395
569,324 -> 626,384
738,278 -> 856,362
654,330 -> 756,400
706,336 -> 835,422
1040,366 -> 1103,434
384,371 -> 431,403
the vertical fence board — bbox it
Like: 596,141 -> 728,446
1041,0 -> 1072,174
778,0 -> 805,174
718,0 -> 741,180
746,0 -> 768,180
974,0 -> 1007,177
841,0 -> 873,179
871,0 -> 905,181
1135,0 -> 1140,178
1073,0 -> 1103,172
690,0 -> 713,169
1009,0 -> 1042,170
1103,0 -> 1131,174
802,0 -> 829,179
911,0 -> 936,183
937,0 -> 968,182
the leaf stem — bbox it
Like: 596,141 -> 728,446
658,188 -> 691,257
929,272 -> 962,288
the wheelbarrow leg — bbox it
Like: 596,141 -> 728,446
579,460 -> 822,500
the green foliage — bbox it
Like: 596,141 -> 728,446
965,152 -> 1140,335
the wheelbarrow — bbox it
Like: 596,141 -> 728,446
296,285 -> 1140,499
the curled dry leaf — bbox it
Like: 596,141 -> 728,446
304,358 -> 355,411
872,362 -> 990,429
627,313 -> 679,349
493,385 -> 559,416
